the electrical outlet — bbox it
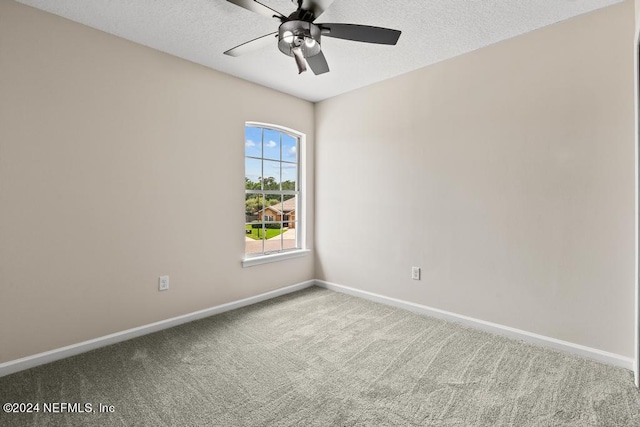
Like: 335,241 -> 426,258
159,276 -> 169,291
411,267 -> 420,280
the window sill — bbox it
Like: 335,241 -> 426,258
242,249 -> 311,268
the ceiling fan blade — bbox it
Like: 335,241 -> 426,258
302,0 -> 335,21
226,0 -> 285,19
320,23 -> 401,45
224,32 -> 277,57
306,51 -> 329,75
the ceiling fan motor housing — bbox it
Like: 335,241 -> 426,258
278,20 -> 321,58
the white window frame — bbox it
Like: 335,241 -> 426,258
242,122 -> 309,267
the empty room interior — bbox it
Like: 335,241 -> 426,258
2,0 -> 640,425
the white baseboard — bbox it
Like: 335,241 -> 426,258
2,279 -> 633,377
314,280 -> 634,371
0,280 -> 315,378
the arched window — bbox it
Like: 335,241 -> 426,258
244,123 -> 304,263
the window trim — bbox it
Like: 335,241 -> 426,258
243,122 -> 307,267
242,249 -> 311,268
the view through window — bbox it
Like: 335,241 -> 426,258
245,124 -> 300,256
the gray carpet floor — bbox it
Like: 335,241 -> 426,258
1,286 -> 639,426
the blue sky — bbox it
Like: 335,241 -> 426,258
245,126 -> 298,187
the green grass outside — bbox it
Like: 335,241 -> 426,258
245,224 -> 284,240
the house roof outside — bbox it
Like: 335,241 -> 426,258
263,196 -> 296,214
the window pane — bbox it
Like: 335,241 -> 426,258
246,222 -> 266,239
283,221 -> 297,250
281,195 -> 295,223
263,160 -> 281,190
264,194 -> 282,219
282,133 -> 297,163
245,158 -> 262,190
245,127 -> 262,158
263,221 -> 283,253
245,193 -> 263,223
262,195 -> 280,231
263,129 -> 281,161
281,163 -> 297,192
245,223 -> 264,255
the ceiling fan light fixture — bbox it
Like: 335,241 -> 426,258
282,30 -> 295,44
278,20 -> 321,58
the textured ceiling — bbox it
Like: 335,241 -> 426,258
17,0 -> 624,102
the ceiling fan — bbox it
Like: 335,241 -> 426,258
223,0 -> 402,75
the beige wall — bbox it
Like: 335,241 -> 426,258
315,1 -> 635,357
0,1 -> 314,363
1,0 -> 635,364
